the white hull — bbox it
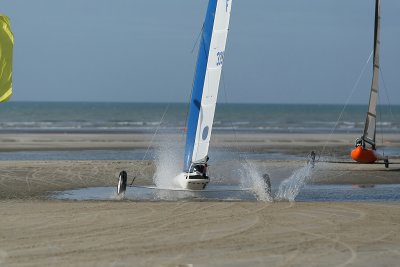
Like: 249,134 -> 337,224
173,172 -> 210,190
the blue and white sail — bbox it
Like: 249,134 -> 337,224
183,0 -> 232,175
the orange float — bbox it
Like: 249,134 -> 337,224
350,146 -> 378,163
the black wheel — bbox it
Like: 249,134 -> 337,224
117,171 -> 127,195
263,174 -> 272,196
384,159 -> 389,169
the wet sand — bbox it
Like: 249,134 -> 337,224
1,132 -> 399,153
1,132 -> 400,266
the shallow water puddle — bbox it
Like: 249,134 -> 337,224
296,184 -> 400,202
52,184 -> 400,202
52,185 -> 258,201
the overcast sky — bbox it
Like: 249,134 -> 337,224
1,0 -> 399,104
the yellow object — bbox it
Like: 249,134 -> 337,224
0,15 -> 14,102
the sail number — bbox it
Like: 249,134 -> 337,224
216,51 -> 224,66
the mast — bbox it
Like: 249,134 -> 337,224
362,0 -> 380,149
183,0 -> 232,172
0,15 -> 14,102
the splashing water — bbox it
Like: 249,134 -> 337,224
152,137 -> 190,200
239,161 -> 272,202
153,138 -> 183,188
276,162 -> 314,202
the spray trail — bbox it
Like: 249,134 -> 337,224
153,138 -> 183,187
275,162 -> 314,202
239,161 -> 272,202
152,137 -> 189,200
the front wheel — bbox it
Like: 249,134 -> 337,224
117,171 -> 127,195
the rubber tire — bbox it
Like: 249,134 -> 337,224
263,174 -> 272,196
384,159 -> 389,169
117,171 -> 127,195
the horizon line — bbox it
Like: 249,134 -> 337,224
3,100 -> 400,106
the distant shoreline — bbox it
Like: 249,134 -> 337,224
0,132 -> 399,155
0,132 -> 371,150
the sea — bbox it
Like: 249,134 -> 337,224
1,101 -> 399,161
0,101 -> 399,134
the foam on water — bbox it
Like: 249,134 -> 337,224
275,162 -> 314,201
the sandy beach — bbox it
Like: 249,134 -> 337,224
1,132 -> 400,266
2,201 -> 400,267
